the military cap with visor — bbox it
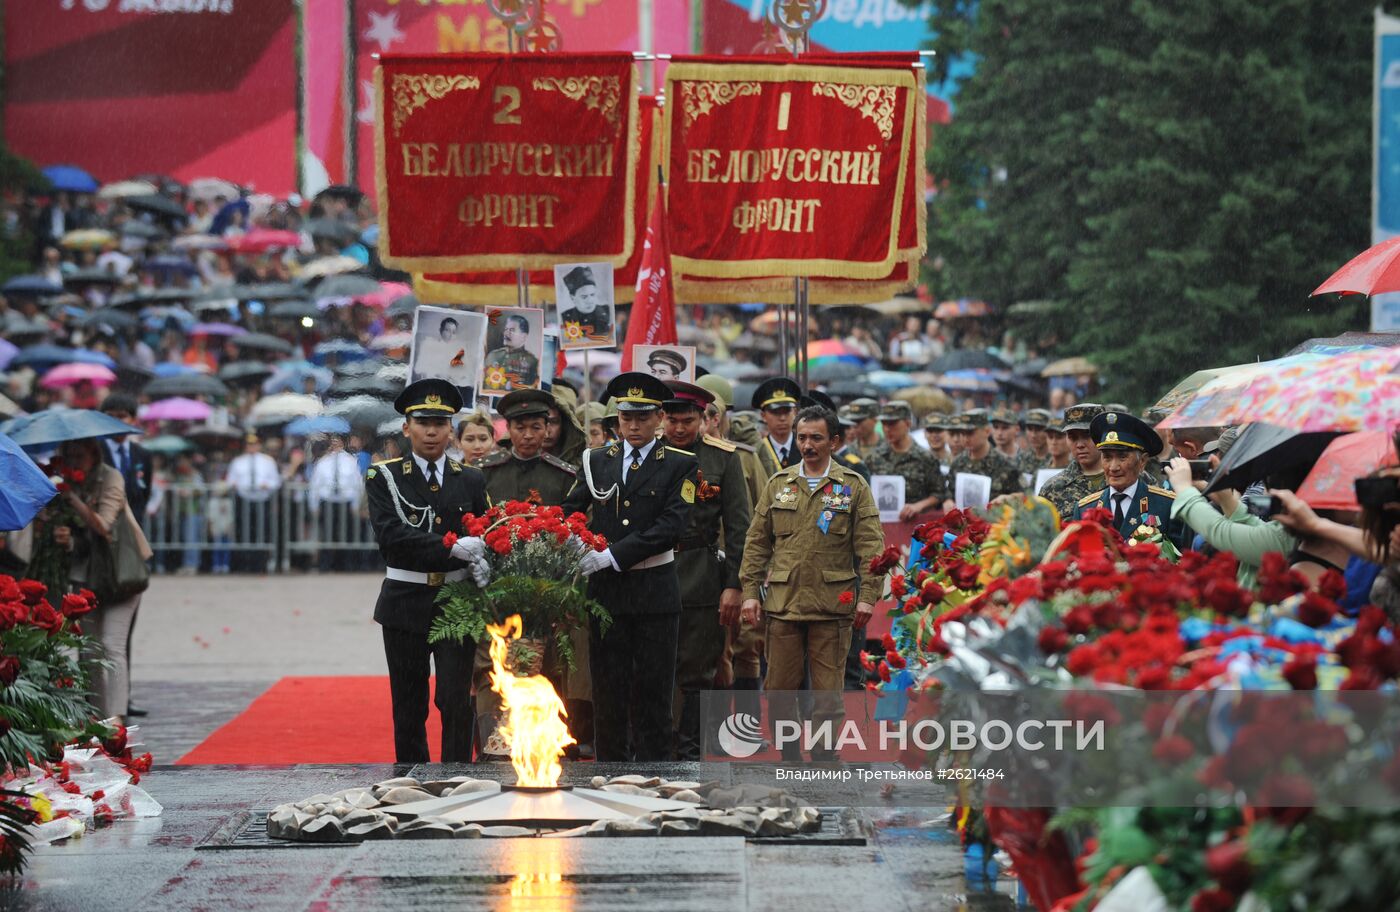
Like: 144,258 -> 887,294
646,348 -> 689,377
1061,402 -> 1105,432
800,389 -> 838,414
960,408 -> 990,428
495,388 -> 555,421
923,411 -> 954,431
603,371 -> 671,412
990,406 -> 1017,426
751,377 -> 803,412
663,379 -> 716,412
395,377 -> 463,417
1090,410 -> 1164,457
1021,408 -> 1053,429
878,400 -> 915,423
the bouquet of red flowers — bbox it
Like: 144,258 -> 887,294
428,501 -> 610,669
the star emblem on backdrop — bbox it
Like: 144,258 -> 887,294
364,10 -> 405,52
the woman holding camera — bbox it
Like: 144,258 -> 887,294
1165,456 -> 1297,588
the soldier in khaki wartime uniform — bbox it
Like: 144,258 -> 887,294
866,400 -> 946,520
1038,403 -> 1106,520
740,406 -> 884,761
662,381 -> 753,760
949,409 -> 1023,501
471,388 -> 589,757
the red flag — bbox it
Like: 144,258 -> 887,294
621,180 -> 678,370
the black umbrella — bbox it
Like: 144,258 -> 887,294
386,293 -> 420,320
327,374 -> 402,400
824,380 -> 883,401
125,194 -> 187,220
4,315 -> 51,337
63,268 -> 125,287
218,361 -> 276,385
305,218 -> 359,245
2,275 -> 64,296
807,361 -> 866,383
314,274 -> 382,299
77,308 -> 138,331
144,373 -> 229,399
268,300 -> 321,320
996,372 -> 1047,397
114,364 -> 155,389
1203,423 -> 1344,494
187,424 -> 244,443
111,288 -> 199,308
927,349 -> 1012,373
333,359 -> 389,378
325,395 -> 398,430
231,333 -> 296,356
118,221 -> 166,241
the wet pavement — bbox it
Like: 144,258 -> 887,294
4,762 -> 1024,911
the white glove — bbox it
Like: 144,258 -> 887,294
469,556 -> 490,588
577,548 -> 614,577
566,534 -> 588,556
451,537 -> 485,562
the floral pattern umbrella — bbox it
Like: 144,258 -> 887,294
1158,348 -> 1400,433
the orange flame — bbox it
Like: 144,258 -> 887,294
487,614 -> 575,787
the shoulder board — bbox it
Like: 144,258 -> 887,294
475,449 -> 511,468
540,452 -> 578,475
841,452 -> 861,465
372,457 -> 403,466
1147,485 -> 1176,500
448,459 -> 462,473
605,444 -> 620,457
703,434 -> 737,452
664,445 -> 695,457
733,441 -> 757,454
1077,491 -> 1104,507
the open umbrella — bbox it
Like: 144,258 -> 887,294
325,395 -> 398,430
354,281 -> 411,310
927,349 -> 1010,373
1160,349 -> 1400,434
806,361 -> 866,383
232,333 -> 296,356
169,234 -> 227,252
62,268 -> 125,287
300,255 -> 365,279
187,424 -> 244,444
111,287 -> 197,308
262,363 -> 333,395
229,282 -> 305,302
142,434 -> 195,455
0,431 -> 58,531
312,339 -> 370,364
76,308 -> 138,332
40,363 -> 117,389
823,380 -> 882,400
144,373 -> 229,399
191,297 -> 238,315
1040,356 -> 1098,378
125,193 -> 187,220
191,322 -> 246,337
1285,332 -> 1400,356
369,331 -> 413,351
226,229 -> 303,254
249,393 -> 324,423
285,415 -> 352,437
386,294 -> 421,320
218,361 -> 275,385
138,397 -> 213,422
334,359 -> 389,378
328,374 -> 402,399
3,275 -> 65,297
1155,354 -> 1326,427
934,298 -> 992,320
60,228 -> 115,251
893,385 -> 955,416
1312,237 -> 1400,297
1295,432 -> 1397,510
1203,424 -> 1343,494
268,300 -> 321,321
119,221 -> 166,242
98,179 -> 158,200
142,255 -> 199,279
42,164 -> 99,194
13,345 -> 116,370
313,274 -> 382,299
6,409 -> 140,450
151,361 -> 199,378
187,177 -> 241,202
935,370 -> 1000,394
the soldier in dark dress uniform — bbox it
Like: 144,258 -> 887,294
366,379 -> 489,763
471,388 -> 582,758
751,377 -> 803,476
563,372 -> 699,761
662,380 -> 753,759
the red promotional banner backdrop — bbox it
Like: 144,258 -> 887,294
414,95 -> 660,306
375,53 -> 639,272
664,56 -> 920,280
4,0 -> 297,194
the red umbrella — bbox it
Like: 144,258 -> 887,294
1312,236 -> 1400,297
1296,431 -> 1397,510
226,229 -> 303,254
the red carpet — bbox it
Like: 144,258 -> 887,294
178,676 -> 443,765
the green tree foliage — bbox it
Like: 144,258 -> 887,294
923,0 -> 1373,404
0,140 -> 46,283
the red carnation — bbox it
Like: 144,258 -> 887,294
1295,592 -> 1337,629
878,661 -> 891,683
889,575 -> 907,600
1152,735 -> 1194,764
1065,644 -> 1099,677
1190,887 -> 1238,912
859,651 -> 877,672
1316,569 -> 1347,602
442,531 -> 459,550
886,651 -> 906,669
1037,627 -> 1069,655
838,591 -> 854,606
1203,578 -> 1253,617
1063,605 -> 1095,636
1282,654 -> 1317,691
0,657 -> 18,687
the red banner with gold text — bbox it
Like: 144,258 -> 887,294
375,53 -> 639,272
664,56 -> 920,280
413,95 -> 659,306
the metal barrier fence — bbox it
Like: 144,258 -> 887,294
144,482 -> 382,574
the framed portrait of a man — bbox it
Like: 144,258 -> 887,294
481,307 -> 545,396
871,474 -> 905,523
554,262 -> 615,350
632,344 -> 696,383
409,305 -> 487,409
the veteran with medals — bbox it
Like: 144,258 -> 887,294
1071,410 -> 1191,550
366,379 -> 489,763
563,372 -> 699,761
661,380 -> 753,760
740,406 -> 884,762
